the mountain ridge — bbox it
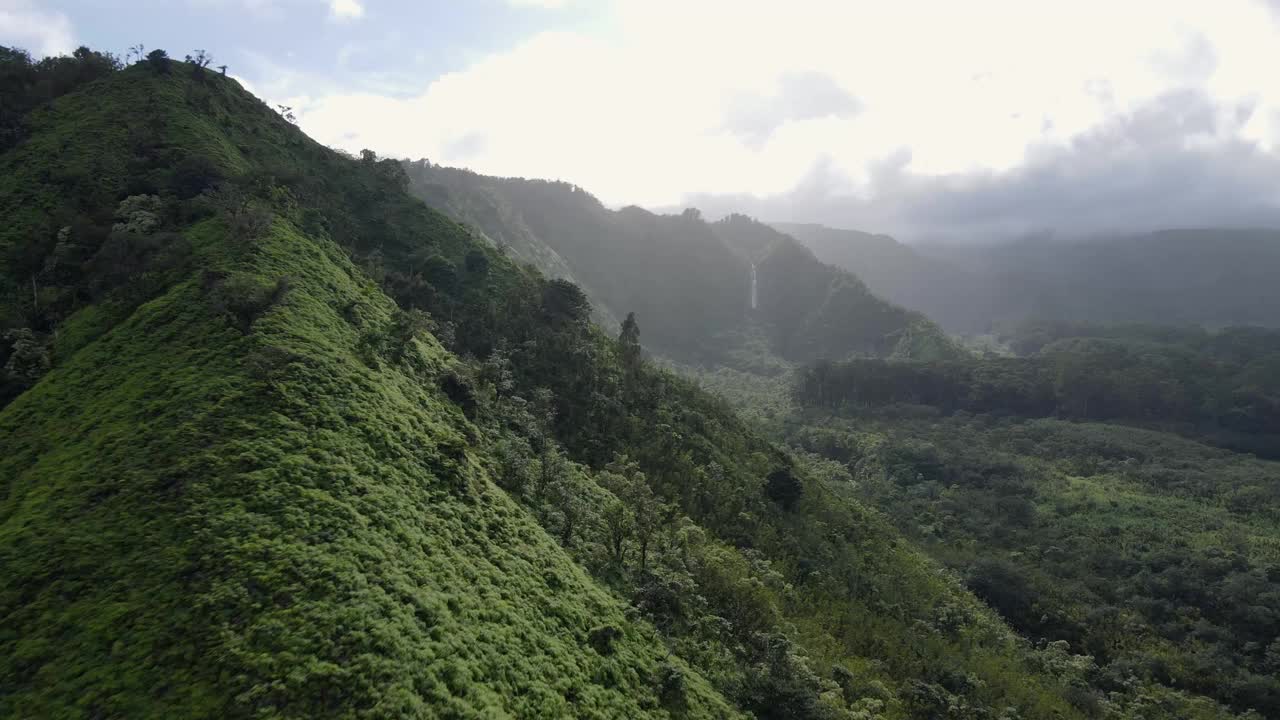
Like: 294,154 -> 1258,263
403,162 -> 961,366
777,221 -> 1280,334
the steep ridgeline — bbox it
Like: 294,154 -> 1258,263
398,161 -> 612,326
715,215 -> 961,363
403,162 -> 959,367
778,222 -> 1280,334
2,50 -> 1093,719
773,222 -> 996,335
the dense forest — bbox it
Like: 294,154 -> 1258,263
0,46 -> 1116,719
782,414 -> 1280,718
780,223 -> 1280,334
772,322 -> 1280,718
792,323 -> 1280,457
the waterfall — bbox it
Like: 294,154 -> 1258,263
750,262 -> 758,310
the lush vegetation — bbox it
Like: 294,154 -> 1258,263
794,323 -> 1280,457
404,117 -> 1280,720
785,413 -> 1280,719
778,323 -> 1280,718
1,47 -> 1102,719
0,45 -> 122,153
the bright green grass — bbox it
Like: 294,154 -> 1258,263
0,215 -> 739,718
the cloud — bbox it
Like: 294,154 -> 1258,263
329,0 -> 364,20
0,0 -> 75,57
507,0 -> 570,7
721,72 -> 862,148
685,89 -> 1280,241
280,0 -> 1280,233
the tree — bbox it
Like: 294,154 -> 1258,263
601,499 -> 634,567
169,155 -> 223,199
602,457 -> 664,569
547,470 -> 588,547
3,328 -> 50,384
764,468 -> 803,511
619,311 -> 641,371
185,49 -> 212,81
464,249 -> 490,277
145,49 -> 170,74
542,278 -> 591,326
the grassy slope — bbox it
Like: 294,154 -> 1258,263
2,227 -> 740,720
0,66 -> 736,719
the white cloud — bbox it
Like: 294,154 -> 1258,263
329,0 -> 364,20
0,0 -> 75,57
507,0 -> 570,7
287,0 -> 1280,212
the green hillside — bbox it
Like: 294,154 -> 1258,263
0,52 -> 735,719
1,48 -> 1100,719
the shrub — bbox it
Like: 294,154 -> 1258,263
207,273 -> 289,333
145,49 -> 170,73
588,625 -> 623,655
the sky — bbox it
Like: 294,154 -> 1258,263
8,0 -> 1280,241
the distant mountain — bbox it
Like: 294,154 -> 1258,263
405,163 -> 960,365
946,229 -> 1280,330
778,223 -> 1280,334
773,222 -> 996,333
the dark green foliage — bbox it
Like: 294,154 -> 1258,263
146,49 -> 170,73
788,408 -> 1280,719
463,248 -> 489,276
170,154 -> 224,198
0,45 -> 121,152
184,49 -> 212,82
794,324 -> 1280,456
619,311 -> 641,371
764,467 -> 802,510
588,625 -> 624,655
542,277 -> 591,326
658,661 -> 688,713
205,271 -> 290,333
0,327 -> 49,402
